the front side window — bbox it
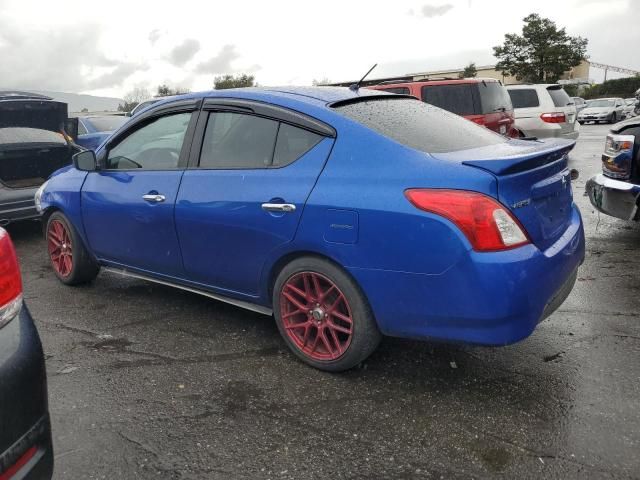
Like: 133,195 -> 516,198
199,112 -> 323,169
421,84 -> 477,116
106,112 -> 192,170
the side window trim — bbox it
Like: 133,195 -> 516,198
101,111 -> 199,171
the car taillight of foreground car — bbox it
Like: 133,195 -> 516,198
0,228 -> 54,479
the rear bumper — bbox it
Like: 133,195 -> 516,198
586,173 -> 640,221
0,305 -> 53,479
349,205 -> 585,345
0,188 -> 39,223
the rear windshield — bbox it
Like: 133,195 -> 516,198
86,116 -> 127,132
421,84 -> 477,116
547,87 -> 572,107
589,99 -> 615,107
478,82 -> 512,113
508,89 -> 540,108
333,98 -> 507,153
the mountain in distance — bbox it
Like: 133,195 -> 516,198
31,90 -> 123,113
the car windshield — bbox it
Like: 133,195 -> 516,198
333,98 -> 507,153
589,100 -> 615,108
86,116 -> 127,132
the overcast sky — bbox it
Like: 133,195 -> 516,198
0,0 -> 637,99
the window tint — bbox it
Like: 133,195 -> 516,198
478,82 -> 512,113
380,87 -> 410,95
508,89 -> 540,108
199,112 -> 278,169
547,87 -> 572,107
106,112 -> 191,170
334,98 -> 507,153
421,84 -> 477,116
273,123 -> 322,167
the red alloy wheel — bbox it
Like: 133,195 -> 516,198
280,271 -> 354,361
47,219 -> 73,277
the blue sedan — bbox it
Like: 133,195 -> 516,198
76,115 -> 128,151
35,87 -> 585,371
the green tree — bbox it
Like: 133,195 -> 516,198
156,85 -> 190,97
493,14 -> 588,83
459,62 -> 477,78
214,74 -> 256,90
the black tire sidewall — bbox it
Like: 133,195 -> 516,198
46,212 -> 98,285
273,257 -> 381,372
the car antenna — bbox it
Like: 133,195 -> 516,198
349,64 -> 378,92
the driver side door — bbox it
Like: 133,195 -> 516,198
81,107 -> 198,278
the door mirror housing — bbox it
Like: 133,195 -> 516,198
73,150 -> 98,171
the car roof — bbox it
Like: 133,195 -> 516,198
0,90 -> 52,101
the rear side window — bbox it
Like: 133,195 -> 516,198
334,98 -> 507,153
380,87 -> 410,95
478,82 -> 512,113
199,112 -> 323,169
273,123 -> 322,167
508,89 -> 540,108
547,87 -> 572,107
200,112 -> 278,168
421,84 -> 477,115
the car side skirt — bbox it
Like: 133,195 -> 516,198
102,267 -> 273,317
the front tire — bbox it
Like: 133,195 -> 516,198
273,257 -> 381,372
610,113 -> 617,124
46,211 -> 99,285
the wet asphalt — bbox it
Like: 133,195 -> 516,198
6,123 -> 640,479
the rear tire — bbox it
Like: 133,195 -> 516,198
46,211 -> 99,285
610,113 -> 617,124
273,257 -> 381,372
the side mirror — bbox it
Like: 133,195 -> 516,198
73,150 -> 98,171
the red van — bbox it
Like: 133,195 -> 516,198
367,78 -> 515,136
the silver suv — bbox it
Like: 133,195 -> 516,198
506,84 -> 579,140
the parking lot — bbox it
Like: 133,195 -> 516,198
7,123 -> 640,479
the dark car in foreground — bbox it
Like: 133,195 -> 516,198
37,87 -> 584,371
0,227 -> 53,479
367,78 -> 515,136
586,116 -> 640,220
75,115 -> 128,151
0,91 -> 79,224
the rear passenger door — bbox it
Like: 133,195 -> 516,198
175,100 -> 335,297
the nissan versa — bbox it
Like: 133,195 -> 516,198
35,87 -> 585,371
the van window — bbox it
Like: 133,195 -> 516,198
478,82 -> 512,113
508,89 -> 540,108
547,87 -> 572,107
334,98 -> 506,153
421,84 -> 477,116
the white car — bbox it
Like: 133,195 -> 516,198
506,84 -> 579,140
577,98 -> 626,124
622,98 -> 638,119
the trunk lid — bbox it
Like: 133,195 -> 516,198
433,139 -> 575,251
0,98 -> 69,133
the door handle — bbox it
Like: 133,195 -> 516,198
142,194 -> 166,203
261,203 -> 296,213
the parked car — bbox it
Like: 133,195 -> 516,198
76,115 -> 128,150
586,116 -> 640,220
367,78 -> 515,136
577,97 -> 626,124
0,227 -> 53,478
36,87 -> 584,371
0,91 -> 79,224
506,84 -> 579,139
572,96 -> 587,112
622,98 -> 638,119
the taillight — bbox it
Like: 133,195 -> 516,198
0,228 -> 22,329
405,189 -> 530,252
540,112 -> 566,123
